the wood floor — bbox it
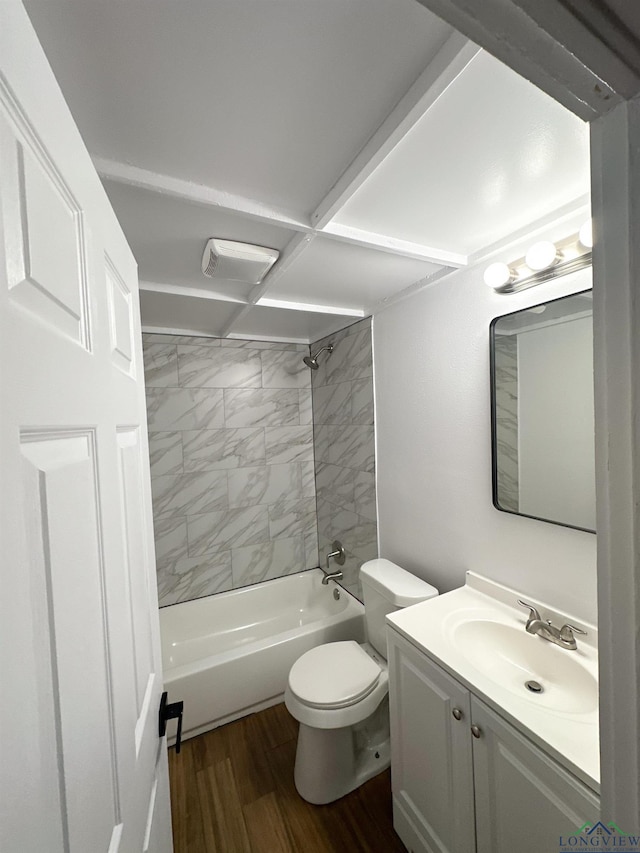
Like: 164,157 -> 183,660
168,702 -> 406,853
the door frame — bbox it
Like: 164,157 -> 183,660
415,0 -> 640,826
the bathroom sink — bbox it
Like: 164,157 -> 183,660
387,573 -> 600,787
451,619 -> 597,713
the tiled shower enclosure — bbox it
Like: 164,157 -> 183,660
143,318 -> 377,607
143,335 -> 318,606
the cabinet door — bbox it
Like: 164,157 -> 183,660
471,697 -> 599,853
388,630 -> 475,853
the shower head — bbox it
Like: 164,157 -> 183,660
303,344 -> 333,370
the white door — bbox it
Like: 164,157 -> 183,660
0,3 -> 173,852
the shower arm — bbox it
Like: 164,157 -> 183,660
303,343 -> 334,370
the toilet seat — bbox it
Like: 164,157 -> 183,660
288,641 -> 381,709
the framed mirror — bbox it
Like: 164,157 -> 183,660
490,290 -> 595,533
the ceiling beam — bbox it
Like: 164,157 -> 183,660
368,266 -> 457,315
138,280 -> 247,305
217,232 -> 315,337
225,332 -> 310,344
413,0 -> 640,121
322,223 -> 466,267
139,280 -> 247,304
94,156 -> 312,233
311,32 -> 480,230
256,297 -> 365,318
141,325 -> 221,338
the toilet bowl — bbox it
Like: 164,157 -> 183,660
284,559 -> 438,804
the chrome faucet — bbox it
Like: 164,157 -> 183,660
322,540 -> 346,584
517,600 -> 587,650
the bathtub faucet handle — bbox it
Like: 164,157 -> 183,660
326,540 -> 346,570
322,540 -> 346,584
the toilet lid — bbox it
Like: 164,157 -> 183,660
288,641 -> 381,709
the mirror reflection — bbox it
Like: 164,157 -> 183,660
491,291 -> 595,532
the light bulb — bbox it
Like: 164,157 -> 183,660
483,262 -> 514,289
579,220 -> 593,249
525,241 -> 560,271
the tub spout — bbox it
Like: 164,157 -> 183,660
321,569 -> 344,585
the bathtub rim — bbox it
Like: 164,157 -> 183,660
159,565 -> 331,611
161,569 -> 364,684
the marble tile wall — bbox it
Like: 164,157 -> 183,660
311,317 -> 377,600
494,333 -> 519,513
143,334 -> 319,607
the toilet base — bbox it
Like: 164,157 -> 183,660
293,697 -> 390,804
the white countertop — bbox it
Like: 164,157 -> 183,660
386,571 -> 599,792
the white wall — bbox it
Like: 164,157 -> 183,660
518,314 -> 595,530
373,264 -> 597,624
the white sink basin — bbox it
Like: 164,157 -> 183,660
451,619 -> 597,714
386,573 -> 600,788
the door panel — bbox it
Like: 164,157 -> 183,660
107,257 -> 135,376
0,109 -> 90,346
116,428 -> 156,740
20,431 -> 119,852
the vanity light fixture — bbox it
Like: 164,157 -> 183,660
483,262 -> 517,289
484,221 -> 593,294
579,220 -> 593,249
525,240 -> 561,272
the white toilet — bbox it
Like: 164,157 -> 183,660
284,558 -> 438,804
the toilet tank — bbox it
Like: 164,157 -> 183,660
360,559 -> 439,657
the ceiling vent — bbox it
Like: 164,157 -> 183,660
201,239 -> 279,284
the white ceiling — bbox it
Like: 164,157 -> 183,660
24,0 -> 451,213
101,180 -> 292,300
139,290 -> 242,336
25,0 -> 591,343
265,237 -> 442,312
332,50 -> 590,256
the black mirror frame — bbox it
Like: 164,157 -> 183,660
489,289 -> 596,534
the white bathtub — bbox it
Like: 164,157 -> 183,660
160,569 -> 365,743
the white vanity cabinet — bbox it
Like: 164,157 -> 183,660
388,628 -> 599,853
